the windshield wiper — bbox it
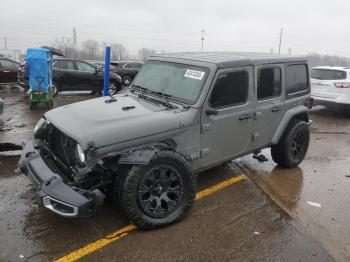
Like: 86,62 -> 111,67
149,90 -> 174,109
132,84 -> 149,98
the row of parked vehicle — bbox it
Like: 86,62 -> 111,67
1,55 -> 349,108
0,56 -> 143,96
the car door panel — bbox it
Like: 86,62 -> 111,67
252,65 -> 285,148
200,66 -> 254,168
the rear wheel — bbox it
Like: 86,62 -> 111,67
118,151 -> 196,230
271,121 -> 310,168
29,102 -> 36,110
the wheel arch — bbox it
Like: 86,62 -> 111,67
104,139 -> 178,166
271,106 -> 310,145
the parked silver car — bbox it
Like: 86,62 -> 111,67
19,53 -> 312,229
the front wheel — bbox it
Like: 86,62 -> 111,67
119,151 -> 196,230
271,121 -> 310,168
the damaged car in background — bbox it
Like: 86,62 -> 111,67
19,53 -> 312,229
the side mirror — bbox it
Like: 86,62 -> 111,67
205,108 -> 218,116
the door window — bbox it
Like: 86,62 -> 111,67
257,67 -> 281,100
56,60 -> 76,71
76,61 -> 96,73
0,59 -> 19,68
209,71 -> 248,108
286,64 -> 309,96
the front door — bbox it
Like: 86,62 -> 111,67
252,65 -> 284,148
200,66 -> 254,168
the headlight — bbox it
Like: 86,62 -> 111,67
33,118 -> 45,137
76,144 -> 85,163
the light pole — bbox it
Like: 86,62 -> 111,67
201,30 -> 205,53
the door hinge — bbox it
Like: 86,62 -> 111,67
201,123 -> 211,133
200,148 -> 210,157
252,133 -> 260,141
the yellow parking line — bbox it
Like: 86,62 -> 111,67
55,174 -> 247,262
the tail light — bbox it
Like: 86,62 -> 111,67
334,82 -> 350,88
305,98 -> 314,109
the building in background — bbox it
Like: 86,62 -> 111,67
0,49 -> 21,61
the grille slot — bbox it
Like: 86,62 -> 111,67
42,124 -> 77,176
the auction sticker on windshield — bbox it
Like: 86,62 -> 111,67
184,69 -> 205,80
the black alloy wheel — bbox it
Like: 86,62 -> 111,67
138,165 -> 183,218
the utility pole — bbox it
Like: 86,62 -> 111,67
73,28 -> 77,48
201,30 -> 205,53
278,28 -> 283,55
4,37 -> 7,49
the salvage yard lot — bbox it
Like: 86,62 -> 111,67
1,86 -> 349,262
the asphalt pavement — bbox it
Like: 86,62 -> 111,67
0,85 -> 348,262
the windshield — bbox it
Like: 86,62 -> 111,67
311,69 -> 347,80
132,61 -> 209,104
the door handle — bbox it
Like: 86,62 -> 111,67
271,107 -> 282,112
239,114 -> 252,121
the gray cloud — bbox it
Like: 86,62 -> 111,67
1,0 -> 349,56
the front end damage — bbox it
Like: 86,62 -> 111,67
19,119 -> 176,218
19,140 -> 106,217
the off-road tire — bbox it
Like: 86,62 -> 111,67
271,121 -> 310,168
119,150 -> 196,230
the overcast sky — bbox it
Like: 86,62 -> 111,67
1,0 -> 350,57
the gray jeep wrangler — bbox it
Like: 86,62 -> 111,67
19,53 -> 312,229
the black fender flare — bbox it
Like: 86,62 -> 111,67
115,140 -> 176,165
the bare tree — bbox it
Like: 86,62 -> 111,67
307,52 -> 350,68
51,37 -> 78,58
138,47 -> 156,62
81,39 -> 100,59
110,43 -> 129,61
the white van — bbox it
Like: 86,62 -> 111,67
311,66 -> 350,106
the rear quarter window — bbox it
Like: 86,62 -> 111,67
286,64 -> 309,98
311,69 -> 347,80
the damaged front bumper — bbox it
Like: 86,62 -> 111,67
18,140 -> 96,217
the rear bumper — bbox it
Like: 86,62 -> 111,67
312,92 -> 350,106
18,140 -> 95,217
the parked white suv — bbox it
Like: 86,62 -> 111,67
311,66 -> 350,106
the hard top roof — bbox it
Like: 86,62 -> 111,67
150,52 -> 307,68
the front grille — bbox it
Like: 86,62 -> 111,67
41,123 -> 77,176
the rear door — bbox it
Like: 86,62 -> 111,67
74,61 -> 101,91
53,60 -> 78,90
200,66 -> 254,168
252,65 -> 284,148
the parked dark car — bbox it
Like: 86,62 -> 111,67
18,58 -> 123,96
87,60 -> 118,75
0,58 -> 20,85
110,61 -> 143,86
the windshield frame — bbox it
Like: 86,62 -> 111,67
131,60 -> 210,105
